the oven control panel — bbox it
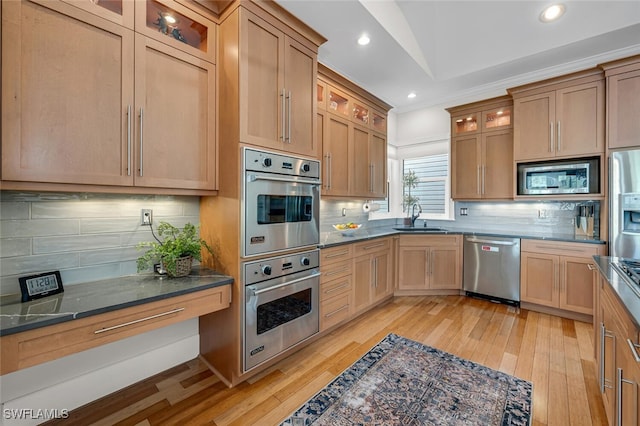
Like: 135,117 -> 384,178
244,147 -> 320,179
243,249 -> 320,285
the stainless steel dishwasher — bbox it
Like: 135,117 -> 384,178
463,235 -> 521,306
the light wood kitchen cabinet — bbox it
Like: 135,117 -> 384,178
509,68 -> 605,161
600,54 -> 640,149
235,9 -> 318,157
448,96 -> 513,200
352,238 -> 393,313
319,64 -> 392,199
396,235 -> 462,294
520,239 -> 604,318
319,245 -> 353,332
596,278 -> 640,426
322,112 -> 352,196
2,0 -> 217,192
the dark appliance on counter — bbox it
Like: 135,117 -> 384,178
610,149 -> 640,259
242,249 -> 320,372
517,157 -> 599,195
242,148 -> 321,258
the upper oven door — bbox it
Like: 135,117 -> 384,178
243,171 -> 320,257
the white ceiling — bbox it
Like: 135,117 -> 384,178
275,0 -> 640,113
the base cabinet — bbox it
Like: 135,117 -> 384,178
319,246 -> 354,332
396,235 -> 462,294
520,240 -> 603,318
596,277 -> 640,426
353,238 -> 393,314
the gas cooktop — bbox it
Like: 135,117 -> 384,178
611,259 -> 640,297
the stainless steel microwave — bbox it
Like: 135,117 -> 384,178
517,158 -> 599,195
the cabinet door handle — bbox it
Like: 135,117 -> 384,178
549,122 -> 554,153
477,166 -> 481,195
628,339 -> 640,362
587,263 -> 596,271
280,89 -> 286,142
94,307 -> 185,334
373,258 -> 378,288
482,164 -> 486,195
370,164 -> 374,193
617,367 -> 636,426
328,153 -> 332,189
139,108 -> 144,177
426,251 -> 430,276
127,105 -> 132,176
600,323 -> 606,392
557,121 -> 561,152
602,324 -> 615,391
286,91 -> 292,144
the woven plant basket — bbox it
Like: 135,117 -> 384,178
166,256 -> 193,277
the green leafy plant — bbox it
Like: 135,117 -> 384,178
402,169 -> 420,216
136,222 -> 213,277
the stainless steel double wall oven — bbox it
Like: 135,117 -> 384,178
241,148 -> 321,373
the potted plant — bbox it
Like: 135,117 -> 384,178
402,170 -> 420,225
136,222 -> 213,277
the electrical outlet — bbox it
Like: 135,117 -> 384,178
460,208 -> 468,216
141,209 -> 153,225
538,209 -> 548,219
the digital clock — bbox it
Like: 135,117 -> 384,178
19,271 -> 64,302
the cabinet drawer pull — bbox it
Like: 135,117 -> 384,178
362,243 -> 384,250
94,307 -> 185,334
325,304 -> 349,318
325,250 -> 349,259
325,283 -> 349,294
325,268 -> 349,277
628,339 -> 640,362
587,263 -> 596,271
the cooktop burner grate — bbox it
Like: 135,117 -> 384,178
612,259 -> 640,297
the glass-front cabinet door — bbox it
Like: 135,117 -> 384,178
482,105 -> 512,131
327,86 -> 350,118
61,0 -> 134,28
135,0 -> 216,63
372,110 -> 386,134
317,80 -> 326,110
451,112 -> 480,136
352,100 -> 369,126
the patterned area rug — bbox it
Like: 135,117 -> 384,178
281,333 -> 532,425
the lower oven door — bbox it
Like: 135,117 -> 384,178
244,270 -> 320,372
243,171 -> 320,257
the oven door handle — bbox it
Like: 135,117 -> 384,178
252,272 -> 321,296
248,174 -> 321,186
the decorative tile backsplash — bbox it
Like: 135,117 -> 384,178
0,192 -> 200,296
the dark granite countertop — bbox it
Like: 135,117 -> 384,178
593,256 -> 640,328
0,267 -> 233,337
319,225 -> 607,248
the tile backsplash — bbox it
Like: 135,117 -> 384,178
0,192 -> 200,296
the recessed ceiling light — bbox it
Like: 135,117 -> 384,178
407,92 -> 417,99
540,4 -> 565,23
357,34 -> 370,46
164,14 -> 177,24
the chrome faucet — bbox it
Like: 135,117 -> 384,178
411,203 -> 422,227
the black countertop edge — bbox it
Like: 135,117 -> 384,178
592,256 -> 640,329
318,227 -> 606,248
0,268 -> 233,337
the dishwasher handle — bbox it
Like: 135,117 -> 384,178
466,237 -> 519,246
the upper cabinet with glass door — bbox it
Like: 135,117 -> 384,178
135,0 -> 216,63
60,0 -> 134,28
482,105 -> 512,131
327,86 -> 351,118
371,110 -> 386,134
351,100 -> 370,127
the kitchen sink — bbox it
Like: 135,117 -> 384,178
393,226 -> 447,233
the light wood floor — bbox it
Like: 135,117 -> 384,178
46,296 -> 607,426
